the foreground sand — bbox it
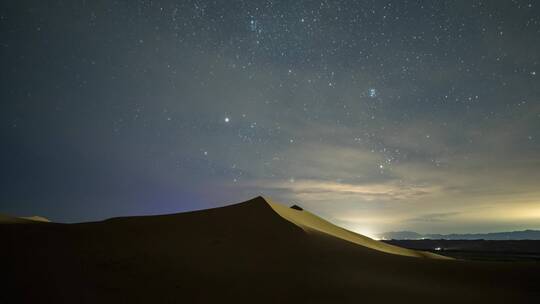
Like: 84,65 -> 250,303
1,196 -> 539,303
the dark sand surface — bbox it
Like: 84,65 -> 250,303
1,197 -> 539,303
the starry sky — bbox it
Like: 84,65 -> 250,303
1,0 -> 540,235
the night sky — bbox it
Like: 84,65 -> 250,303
1,1 -> 539,236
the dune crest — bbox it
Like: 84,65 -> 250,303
264,197 -> 450,259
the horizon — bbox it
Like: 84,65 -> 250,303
2,195 -> 539,238
2,1 -> 540,235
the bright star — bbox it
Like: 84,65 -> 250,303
249,19 -> 257,32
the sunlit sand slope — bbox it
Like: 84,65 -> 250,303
267,199 -> 449,259
0,214 -> 50,224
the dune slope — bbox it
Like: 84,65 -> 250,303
0,213 -> 50,224
0,196 -> 538,304
267,198 -> 448,259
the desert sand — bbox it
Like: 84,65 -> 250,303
1,196 -> 538,303
0,213 -> 50,224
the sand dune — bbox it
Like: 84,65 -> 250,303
0,213 -> 50,224
1,196 -> 538,303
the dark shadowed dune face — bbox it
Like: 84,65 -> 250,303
1,197 -> 539,304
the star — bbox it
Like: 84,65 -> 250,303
4,0 -> 540,244
249,19 -> 257,32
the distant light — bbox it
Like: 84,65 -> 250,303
224,117 -> 230,123
352,227 -> 379,240
434,247 -> 442,251
368,88 -> 377,98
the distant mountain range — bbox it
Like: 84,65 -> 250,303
378,230 -> 540,240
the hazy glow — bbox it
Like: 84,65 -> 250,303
352,227 -> 379,240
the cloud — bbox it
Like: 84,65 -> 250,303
406,212 -> 461,223
253,179 -> 440,203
